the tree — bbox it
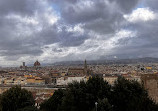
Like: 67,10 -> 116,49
59,76 -> 111,111
0,86 -> 35,111
40,76 -> 158,111
97,98 -> 112,111
111,77 -> 158,111
40,89 -> 64,111
61,81 -> 88,111
17,106 -> 38,111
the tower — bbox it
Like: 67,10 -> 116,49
20,62 -> 27,70
84,59 -> 87,75
23,62 -> 25,67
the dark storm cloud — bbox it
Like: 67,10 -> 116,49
51,0 -> 140,24
0,17 -> 43,57
0,1 -> 46,60
145,0 -> 158,10
102,0 -> 158,59
0,0 -> 70,59
0,27 -> 43,57
111,44 -> 158,59
34,24 -> 59,45
0,0 -> 157,64
112,17 -> 158,59
61,1 -> 106,24
58,26 -> 89,47
84,14 -> 123,34
49,0 -> 140,37
33,23 -> 89,47
114,0 -> 140,13
0,0 -> 37,16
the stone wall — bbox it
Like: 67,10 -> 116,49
141,74 -> 158,103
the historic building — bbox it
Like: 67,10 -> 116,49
68,60 -> 91,76
56,76 -> 87,86
26,77 -> 45,85
33,60 -> 41,70
141,74 -> 158,103
34,60 -> 41,67
20,62 -> 27,70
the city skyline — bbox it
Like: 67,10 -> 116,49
0,0 -> 158,66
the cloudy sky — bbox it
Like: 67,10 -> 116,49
0,0 -> 158,66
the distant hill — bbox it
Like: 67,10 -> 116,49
52,57 -> 158,65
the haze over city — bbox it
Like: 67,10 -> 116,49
0,0 -> 158,66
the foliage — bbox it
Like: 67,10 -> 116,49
97,98 -> 112,111
111,77 -> 158,111
40,76 -> 158,111
0,86 -> 35,111
17,106 -> 38,111
40,89 -> 64,111
41,76 -> 112,111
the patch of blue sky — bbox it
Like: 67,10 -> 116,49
52,3 -> 61,16
137,1 -> 145,8
133,0 -> 145,10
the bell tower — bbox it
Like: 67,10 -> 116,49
84,59 -> 87,75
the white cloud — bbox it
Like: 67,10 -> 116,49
6,14 -> 39,25
110,29 -> 136,45
37,29 -> 136,63
124,8 -> 156,23
67,24 -> 84,34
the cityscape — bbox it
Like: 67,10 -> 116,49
0,0 -> 158,110
0,59 -> 158,108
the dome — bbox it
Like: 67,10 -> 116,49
34,60 -> 41,67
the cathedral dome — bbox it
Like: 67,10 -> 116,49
34,60 -> 40,67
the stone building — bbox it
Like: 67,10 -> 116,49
68,60 -> 91,76
56,76 -> 87,86
103,76 -> 118,85
34,60 -> 41,70
141,74 -> 158,103
68,68 -> 85,76
26,77 -> 45,85
34,60 -> 41,67
20,62 -> 27,70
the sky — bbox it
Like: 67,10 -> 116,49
0,0 -> 158,66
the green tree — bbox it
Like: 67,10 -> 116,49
40,89 -> 64,111
61,81 -> 88,111
40,76 -> 158,111
61,76 -> 111,111
97,98 -> 112,111
0,86 -> 35,111
111,77 -> 158,111
17,106 -> 38,111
